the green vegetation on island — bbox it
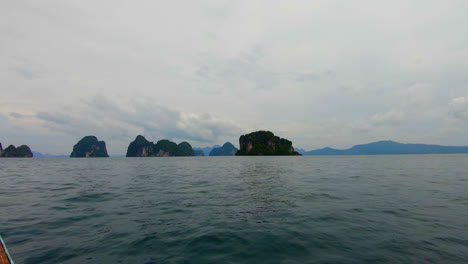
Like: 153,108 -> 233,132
70,136 -> 109,157
235,131 -> 300,156
126,135 -> 194,157
0,142 -> 33,157
209,142 -> 238,156
177,142 -> 195,156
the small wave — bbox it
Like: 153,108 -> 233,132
64,192 -> 115,203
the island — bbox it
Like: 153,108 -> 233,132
126,135 -> 195,157
70,136 -> 109,157
0,143 -> 33,157
235,131 -> 301,156
209,142 -> 238,156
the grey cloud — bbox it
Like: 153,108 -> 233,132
2,0 -> 468,152
36,112 -> 70,125
336,82 -> 365,96
9,112 -> 30,119
36,95 -> 242,146
396,83 -> 435,108
0,113 -> 9,123
371,109 -> 405,127
10,67 -> 38,79
449,94 -> 468,121
194,47 -> 278,91
296,71 -> 335,82
295,73 -> 320,82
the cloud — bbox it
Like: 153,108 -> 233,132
194,46 -> 279,91
371,109 -> 405,126
1,0 -> 468,151
0,112 -> 8,123
9,112 -> 29,119
449,93 -> 468,121
9,67 -> 38,79
337,81 -> 366,96
35,94 -> 242,145
397,83 -> 434,107
296,71 -> 335,82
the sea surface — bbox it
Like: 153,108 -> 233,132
0,155 -> 467,264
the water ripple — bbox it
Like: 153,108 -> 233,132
0,156 -> 467,263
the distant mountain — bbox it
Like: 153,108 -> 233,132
209,142 -> 238,156
304,140 -> 468,155
193,150 -> 205,156
110,154 -> 126,158
294,148 -> 307,155
193,145 -> 221,156
33,151 -> 68,158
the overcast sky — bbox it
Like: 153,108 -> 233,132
1,0 -> 468,154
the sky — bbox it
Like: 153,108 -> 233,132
1,0 -> 468,155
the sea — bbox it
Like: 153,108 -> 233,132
0,155 -> 467,264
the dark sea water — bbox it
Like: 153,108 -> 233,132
0,155 -> 467,264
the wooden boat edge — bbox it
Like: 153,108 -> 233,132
0,235 -> 14,264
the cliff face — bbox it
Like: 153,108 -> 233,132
70,136 -> 109,157
209,142 -> 238,156
236,131 -> 300,156
126,135 -> 156,157
126,135 -> 194,157
0,143 -> 3,156
1,144 -> 33,157
154,139 -> 178,156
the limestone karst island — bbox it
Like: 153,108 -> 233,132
0,142 -> 33,157
5,130 -> 468,158
70,136 -> 109,157
236,131 -> 301,156
64,130 -> 300,158
126,135 -> 195,157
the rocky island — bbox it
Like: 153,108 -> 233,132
126,135 -> 195,157
209,142 -> 238,156
235,131 -> 301,156
70,136 -> 109,157
0,142 -> 33,157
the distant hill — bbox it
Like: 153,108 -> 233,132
209,142 -> 238,156
33,151 -> 68,158
110,154 -> 126,158
193,150 -> 205,156
193,145 -> 221,156
294,148 -> 307,155
304,140 -> 468,155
